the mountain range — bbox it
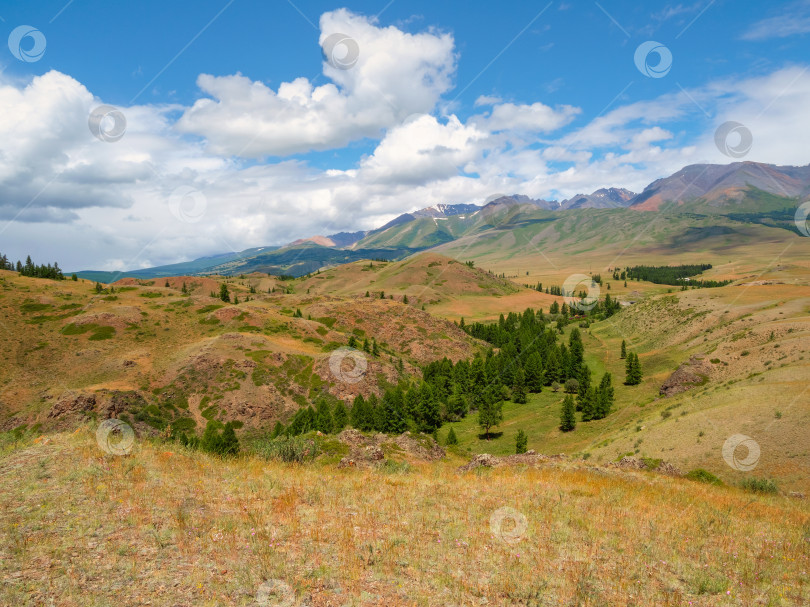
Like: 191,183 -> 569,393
76,161 -> 810,282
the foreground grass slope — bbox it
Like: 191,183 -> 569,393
1,429 -> 808,606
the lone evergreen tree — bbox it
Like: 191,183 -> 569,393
446,426 -> 458,446
478,396 -> 503,440
620,339 -> 627,359
515,429 -> 528,454
560,394 -> 576,432
219,283 -> 230,303
625,353 -> 642,385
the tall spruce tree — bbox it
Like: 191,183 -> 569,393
625,353 -> 642,385
580,386 -> 598,422
417,384 -> 441,433
512,367 -> 528,404
560,394 -> 576,432
595,372 -> 614,419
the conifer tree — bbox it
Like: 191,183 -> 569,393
625,353 -> 642,385
363,338 -> 370,353
515,429 -> 528,454
445,385 -> 468,420
620,339 -> 627,359
381,389 -> 407,433
446,426 -> 458,446
350,394 -> 368,430
315,400 -> 334,434
219,283 -> 230,303
560,394 -> 576,432
512,367 -> 528,404
417,384 -> 441,433
580,386 -> 598,422
478,395 -> 503,439
525,352 -> 545,392
596,372 -> 614,419
219,422 -> 240,456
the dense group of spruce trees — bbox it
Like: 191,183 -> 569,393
273,307 -> 642,441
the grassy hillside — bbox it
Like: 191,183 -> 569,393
0,269 -> 483,436
441,283 -> 810,493
1,429 -> 807,606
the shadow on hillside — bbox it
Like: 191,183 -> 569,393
477,432 -> 504,441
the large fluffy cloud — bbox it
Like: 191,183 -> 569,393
175,9 -> 456,157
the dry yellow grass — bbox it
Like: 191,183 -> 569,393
1,429 -> 808,606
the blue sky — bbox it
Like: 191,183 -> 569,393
1,0 -> 809,270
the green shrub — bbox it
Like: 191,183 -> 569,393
255,435 -> 317,463
198,421 -> 240,456
740,477 -> 778,494
684,469 -> 723,486
640,457 -> 662,469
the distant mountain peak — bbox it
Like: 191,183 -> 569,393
629,161 -> 810,210
559,187 -> 636,210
